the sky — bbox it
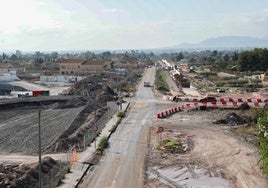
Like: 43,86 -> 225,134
0,0 -> 268,52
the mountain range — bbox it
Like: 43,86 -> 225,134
170,36 -> 268,50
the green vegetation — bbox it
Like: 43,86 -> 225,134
199,72 -> 218,77
97,137 -> 109,151
109,116 -> 123,133
214,78 -> 248,87
160,139 -> 183,153
117,111 -> 125,118
109,124 -> 118,134
155,70 -> 170,94
237,48 -> 268,72
255,109 -> 268,174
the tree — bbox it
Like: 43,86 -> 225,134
102,51 -> 112,59
217,61 -> 228,69
15,50 -> 22,59
84,51 -> 95,60
237,48 -> 268,71
174,52 -> 184,62
189,57 -> 196,62
232,51 -> 239,61
212,50 -> 218,56
51,52 -> 58,62
2,53 -> 8,60
10,54 -> 18,61
223,54 -> 229,61
237,51 -> 254,71
207,56 -> 216,64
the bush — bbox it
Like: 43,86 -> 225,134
109,124 -> 117,133
161,139 -> 183,153
97,137 -> 109,151
117,111 -> 125,118
255,110 -> 268,174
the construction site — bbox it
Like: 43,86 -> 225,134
0,71 -> 129,187
0,57 -> 268,187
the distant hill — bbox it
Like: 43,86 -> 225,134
172,36 -> 268,50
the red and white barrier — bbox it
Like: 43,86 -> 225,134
173,97 -> 267,103
157,101 -> 267,118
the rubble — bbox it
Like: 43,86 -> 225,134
214,112 -> 246,126
0,157 -> 69,188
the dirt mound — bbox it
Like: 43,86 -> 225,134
214,112 -> 246,126
68,74 -> 117,105
0,157 -> 69,188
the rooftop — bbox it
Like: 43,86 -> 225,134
60,58 -> 86,64
83,59 -> 107,65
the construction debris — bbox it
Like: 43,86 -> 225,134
0,157 -> 69,188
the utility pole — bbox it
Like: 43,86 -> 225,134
38,110 -> 42,188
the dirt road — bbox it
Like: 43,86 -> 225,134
81,67 -> 171,188
147,109 -> 268,188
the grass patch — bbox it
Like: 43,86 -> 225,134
155,70 -> 170,94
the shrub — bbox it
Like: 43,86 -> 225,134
117,111 -> 125,118
109,124 -> 117,133
255,110 -> 268,174
161,139 -> 183,153
97,137 -> 109,151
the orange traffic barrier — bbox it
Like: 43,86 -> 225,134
71,148 -> 78,165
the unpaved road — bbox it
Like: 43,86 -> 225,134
81,67 -> 170,188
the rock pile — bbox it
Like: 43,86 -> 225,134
0,157 -> 69,188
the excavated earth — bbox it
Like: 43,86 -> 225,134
0,95 -> 103,154
145,107 -> 268,188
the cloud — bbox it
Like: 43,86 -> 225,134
102,8 -> 125,14
0,0 -> 61,33
264,8 -> 268,13
256,18 -> 266,23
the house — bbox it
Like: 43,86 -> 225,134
0,64 -> 25,73
59,58 -> 110,75
59,58 -> 86,75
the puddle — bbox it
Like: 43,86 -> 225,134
179,118 -> 189,121
148,165 -> 232,188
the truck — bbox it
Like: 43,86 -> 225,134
32,90 -> 50,97
143,81 -> 150,87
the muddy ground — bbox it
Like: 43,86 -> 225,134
145,108 -> 268,188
